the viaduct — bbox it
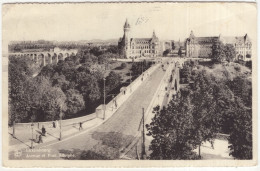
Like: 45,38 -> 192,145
8,47 -> 78,66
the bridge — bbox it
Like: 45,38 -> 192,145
8,47 -> 78,66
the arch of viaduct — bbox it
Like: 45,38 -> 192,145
9,49 -> 78,66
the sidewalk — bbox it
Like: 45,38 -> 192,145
9,97 -> 130,152
9,116 -> 103,151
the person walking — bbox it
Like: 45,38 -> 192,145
210,139 -> 214,149
38,134 -> 43,143
52,121 -> 56,128
79,122 -> 83,131
42,125 -> 46,136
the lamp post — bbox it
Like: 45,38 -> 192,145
141,108 -> 146,159
130,71 -> 132,84
31,123 -> 34,149
112,95 -> 115,111
12,120 -> 16,138
103,77 -> 106,120
59,104 -> 62,141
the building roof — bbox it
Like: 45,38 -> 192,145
195,37 -> 219,44
186,31 -> 252,45
222,35 -> 251,45
124,19 -> 130,28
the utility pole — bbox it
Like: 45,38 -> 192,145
31,123 -> 34,149
103,77 -> 106,120
130,71 -> 132,84
141,107 -> 146,159
59,104 -> 62,141
13,121 -> 15,138
142,60 -> 143,74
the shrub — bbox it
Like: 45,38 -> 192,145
234,65 -> 241,72
121,62 -> 127,69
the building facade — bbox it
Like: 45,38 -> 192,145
185,31 -> 252,61
118,19 -> 160,59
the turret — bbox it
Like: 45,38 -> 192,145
189,30 -> 195,39
123,19 -> 131,40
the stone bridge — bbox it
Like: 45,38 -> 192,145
8,47 -> 78,66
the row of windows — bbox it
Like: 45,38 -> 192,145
135,41 -> 149,44
131,46 -> 155,49
126,46 -> 155,50
237,51 -> 251,54
235,46 -> 252,50
129,50 -> 157,54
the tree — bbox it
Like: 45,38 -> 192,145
106,45 -> 119,54
41,86 -> 67,121
64,89 -> 85,118
178,48 -> 182,57
211,41 -> 226,62
105,71 -> 121,93
212,42 -> 236,63
89,47 -> 103,56
80,53 -> 98,65
52,73 -> 70,92
224,44 -> 236,62
226,76 -> 252,107
163,49 -> 171,57
188,71 -> 222,157
146,95 -> 199,159
8,56 -> 40,124
228,97 -> 252,159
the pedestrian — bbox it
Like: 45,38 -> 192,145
52,121 -> 56,128
38,134 -> 43,143
42,125 -> 46,136
56,120 -> 59,129
79,122 -> 83,131
210,140 -> 214,149
115,100 -> 118,109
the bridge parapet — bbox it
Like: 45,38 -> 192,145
8,48 -> 78,66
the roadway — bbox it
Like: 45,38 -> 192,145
12,59 -> 170,160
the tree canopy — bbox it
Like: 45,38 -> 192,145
146,61 -> 252,159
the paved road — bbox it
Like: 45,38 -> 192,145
12,61 -> 169,160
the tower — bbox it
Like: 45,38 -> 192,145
124,18 -> 131,40
123,19 -> 131,58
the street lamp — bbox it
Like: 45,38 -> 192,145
31,123 -> 34,149
130,71 -> 132,84
103,77 -> 106,120
59,104 -> 62,141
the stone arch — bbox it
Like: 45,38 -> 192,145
46,53 -> 52,64
65,53 -> 70,58
71,52 -> 76,56
34,54 -> 37,62
52,53 -> 58,64
58,53 -> 64,61
30,54 -> 34,61
38,53 -> 45,66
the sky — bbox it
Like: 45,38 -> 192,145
2,2 -> 257,43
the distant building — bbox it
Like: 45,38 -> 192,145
185,31 -> 252,61
118,19 -> 160,59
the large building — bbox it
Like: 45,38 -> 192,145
185,31 -> 252,61
118,19 -> 160,59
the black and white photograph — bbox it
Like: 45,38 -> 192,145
2,1 -> 257,167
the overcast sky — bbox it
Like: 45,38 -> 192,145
2,2 -> 256,43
